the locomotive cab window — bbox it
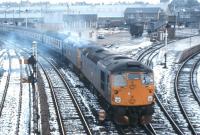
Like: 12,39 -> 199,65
128,73 -> 140,80
141,73 -> 154,85
112,73 -> 127,87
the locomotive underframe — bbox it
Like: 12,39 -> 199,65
112,104 -> 154,125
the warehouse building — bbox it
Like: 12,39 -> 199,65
124,7 -> 165,24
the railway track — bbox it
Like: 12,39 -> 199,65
192,59 -> 200,101
16,52 -> 32,135
0,39 -> 120,134
0,51 -> 10,117
39,57 -> 92,134
0,45 -> 33,134
137,34 -> 199,65
15,53 -> 23,135
0,50 -> 26,134
136,42 -> 165,62
174,52 -> 200,134
137,41 -> 184,134
39,62 -> 66,135
138,36 -> 200,134
143,124 -> 156,135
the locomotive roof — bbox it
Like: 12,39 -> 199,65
82,46 -> 152,73
105,59 -> 152,73
101,55 -> 152,73
82,45 -> 114,64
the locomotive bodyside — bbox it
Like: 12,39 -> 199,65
81,47 -> 110,99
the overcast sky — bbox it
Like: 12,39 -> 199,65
2,0 -> 200,4
2,0 -> 161,4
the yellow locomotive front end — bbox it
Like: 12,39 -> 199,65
110,71 -> 155,125
111,72 -> 155,106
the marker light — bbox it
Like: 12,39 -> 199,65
114,97 -> 121,103
148,96 -> 153,102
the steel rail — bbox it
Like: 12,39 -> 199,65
174,52 -> 200,135
45,58 -> 93,135
0,51 -> 11,117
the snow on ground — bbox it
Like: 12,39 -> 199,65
38,67 -> 60,135
98,28 -> 122,35
18,57 -> 31,135
157,35 -> 200,64
0,50 -> 21,135
108,37 -> 152,57
0,55 -> 9,108
168,35 -> 200,51
176,28 -> 199,38
153,35 -> 200,99
153,51 -> 179,103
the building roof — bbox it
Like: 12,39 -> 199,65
125,7 -> 161,14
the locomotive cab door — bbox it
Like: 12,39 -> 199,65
100,71 -> 109,97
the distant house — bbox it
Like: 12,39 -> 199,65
124,7 -> 164,24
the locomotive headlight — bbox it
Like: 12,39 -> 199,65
114,96 -> 121,103
148,96 -> 153,102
